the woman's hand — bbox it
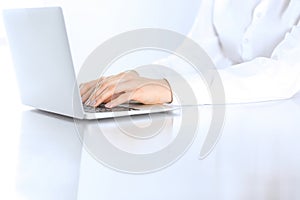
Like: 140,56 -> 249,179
79,70 -> 172,108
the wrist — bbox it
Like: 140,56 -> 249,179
159,79 -> 173,103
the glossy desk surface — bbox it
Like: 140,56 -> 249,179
1,95 -> 300,200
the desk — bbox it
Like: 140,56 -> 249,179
1,96 -> 300,200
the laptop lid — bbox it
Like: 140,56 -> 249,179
3,7 -> 84,119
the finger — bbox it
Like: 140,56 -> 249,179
82,86 -> 98,103
105,91 -> 134,108
101,92 -> 124,103
87,71 -> 139,103
92,79 -> 135,104
80,79 -> 97,96
80,77 -> 106,100
92,85 -> 117,107
94,79 -> 142,104
83,77 -> 108,103
89,76 -> 129,102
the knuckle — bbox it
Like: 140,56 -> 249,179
81,85 -> 88,91
101,81 -> 109,88
107,85 -> 116,93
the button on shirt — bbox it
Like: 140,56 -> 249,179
212,0 -> 300,64
137,0 -> 300,104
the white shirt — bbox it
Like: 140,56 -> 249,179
137,0 -> 300,105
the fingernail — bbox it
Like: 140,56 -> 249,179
105,103 -> 112,108
85,99 -> 90,105
90,100 -> 96,106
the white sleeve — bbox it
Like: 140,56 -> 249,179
210,20 -> 300,104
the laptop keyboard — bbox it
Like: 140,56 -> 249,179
83,104 -> 139,113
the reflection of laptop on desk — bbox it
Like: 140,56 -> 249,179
3,7 -> 174,119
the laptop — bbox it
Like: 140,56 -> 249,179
3,7 -> 174,119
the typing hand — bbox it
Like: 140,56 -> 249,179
79,70 -> 172,108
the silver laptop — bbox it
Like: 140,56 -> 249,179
3,7 -> 174,119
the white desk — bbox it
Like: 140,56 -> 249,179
1,95 -> 300,200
